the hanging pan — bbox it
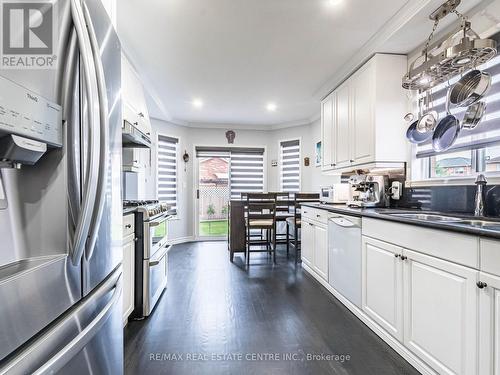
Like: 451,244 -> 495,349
432,88 -> 460,152
406,96 -> 433,144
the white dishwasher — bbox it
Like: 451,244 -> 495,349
328,214 -> 362,308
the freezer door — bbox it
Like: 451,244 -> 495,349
0,267 -> 123,375
80,0 -> 123,296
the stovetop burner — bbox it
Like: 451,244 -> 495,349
123,200 -> 159,207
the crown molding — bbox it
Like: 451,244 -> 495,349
150,116 -> 317,131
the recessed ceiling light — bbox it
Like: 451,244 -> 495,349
266,103 -> 277,112
192,98 -> 203,109
326,0 -> 343,6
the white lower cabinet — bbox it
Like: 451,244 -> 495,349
361,235 -> 479,375
301,219 -> 328,281
362,237 -> 403,341
313,225 -> 328,281
403,249 -> 478,375
301,221 -> 314,267
123,233 -> 135,325
479,272 -> 500,375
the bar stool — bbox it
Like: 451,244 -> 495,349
286,193 -> 320,263
245,193 -> 277,265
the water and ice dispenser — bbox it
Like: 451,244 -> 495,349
0,75 -> 62,168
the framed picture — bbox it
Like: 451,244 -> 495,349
315,141 -> 322,167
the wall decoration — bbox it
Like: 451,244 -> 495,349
304,157 -> 310,167
315,141 -> 322,167
225,130 -> 236,144
182,150 -> 189,171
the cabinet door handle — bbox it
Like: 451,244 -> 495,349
477,281 -> 488,289
134,237 -> 138,242
125,224 -> 132,229
394,254 -> 400,258
400,255 -> 408,261
138,112 -> 144,117
308,223 -> 314,226
316,214 -> 321,218
349,159 -> 354,163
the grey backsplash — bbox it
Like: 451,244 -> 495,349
393,185 -> 500,217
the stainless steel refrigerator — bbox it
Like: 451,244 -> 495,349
0,0 -> 123,373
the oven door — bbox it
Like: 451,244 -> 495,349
143,244 -> 171,316
144,214 -> 170,258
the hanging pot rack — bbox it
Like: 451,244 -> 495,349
402,0 -> 497,91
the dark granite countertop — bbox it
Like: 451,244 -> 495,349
302,203 -> 500,240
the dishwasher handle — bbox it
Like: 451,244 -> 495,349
329,217 -> 360,228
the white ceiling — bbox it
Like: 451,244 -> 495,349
116,0 -> 492,128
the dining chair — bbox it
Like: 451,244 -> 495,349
245,193 -> 277,265
286,193 -> 320,263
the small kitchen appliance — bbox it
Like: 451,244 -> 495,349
347,175 -> 389,208
319,184 -> 350,204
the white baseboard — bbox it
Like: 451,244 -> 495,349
302,263 -> 436,375
168,236 -> 195,245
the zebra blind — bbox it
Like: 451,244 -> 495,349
230,149 -> 265,199
280,139 -> 300,192
194,146 -> 265,199
157,135 -> 178,210
416,31 -> 500,158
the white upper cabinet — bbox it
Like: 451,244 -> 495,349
321,93 -> 335,169
321,54 -> 407,173
335,83 -> 351,168
121,55 -> 152,138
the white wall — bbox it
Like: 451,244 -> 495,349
148,117 -> 339,240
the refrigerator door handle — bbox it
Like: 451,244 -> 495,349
69,0 -> 101,266
32,278 -> 122,375
62,29 -> 82,235
82,0 -> 110,261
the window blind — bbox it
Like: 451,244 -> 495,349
416,31 -> 500,159
194,146 -> 265,199
280,139 -> 300,192
157,135 -> 178,210
230,150 -> 265,199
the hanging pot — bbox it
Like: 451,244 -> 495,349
462,101 -> 487,130
449,69 -> 491,107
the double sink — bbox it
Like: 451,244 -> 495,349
387,212 -> 500,231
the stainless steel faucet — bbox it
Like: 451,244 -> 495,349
474,174 -> 487,217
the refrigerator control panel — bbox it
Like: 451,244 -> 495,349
0,75 -> 62,147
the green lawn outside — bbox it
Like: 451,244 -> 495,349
200,220 -> 228,237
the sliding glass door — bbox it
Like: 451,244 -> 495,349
195,147 -> 265,239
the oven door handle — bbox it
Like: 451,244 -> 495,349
147,214 -> 171,227
149,244 -> 171,266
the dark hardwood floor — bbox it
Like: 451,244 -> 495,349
124,242 -> 420,375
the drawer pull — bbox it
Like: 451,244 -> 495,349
125,224 -> 132,229
316,214 -> 321,218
